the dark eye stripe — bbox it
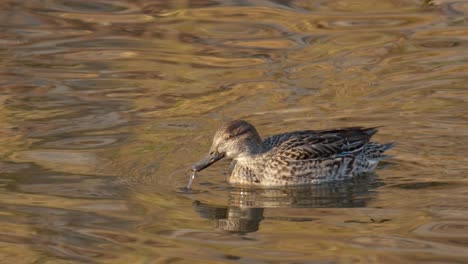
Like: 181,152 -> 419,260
229,128 -> 249,138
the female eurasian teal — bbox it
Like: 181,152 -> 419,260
192,120 -> 393,186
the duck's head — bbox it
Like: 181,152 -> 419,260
192,120 -> 263,172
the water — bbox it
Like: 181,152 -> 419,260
1,0 -> 467,263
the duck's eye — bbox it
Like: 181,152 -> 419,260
226,134 -> 234,139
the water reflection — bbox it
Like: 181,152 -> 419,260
194,175 -> 381,233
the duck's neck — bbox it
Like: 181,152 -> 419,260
234,141 -> 265,163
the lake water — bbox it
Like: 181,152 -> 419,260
1,0 -> 468,263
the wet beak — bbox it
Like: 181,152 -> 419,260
192,151 -> 225,172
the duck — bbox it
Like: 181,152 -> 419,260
191,120 -> 394,186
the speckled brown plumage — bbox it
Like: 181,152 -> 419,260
192,120 -> 394,186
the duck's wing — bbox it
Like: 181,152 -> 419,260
267,127 -> 377,160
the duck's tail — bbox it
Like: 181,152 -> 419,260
352,142 -> 395,174
362,142 -> 396,160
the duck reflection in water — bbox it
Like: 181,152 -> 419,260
193,174 -> 382,233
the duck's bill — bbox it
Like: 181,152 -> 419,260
191,152 -> 225,172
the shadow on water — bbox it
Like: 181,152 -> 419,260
193,174 -> 382,233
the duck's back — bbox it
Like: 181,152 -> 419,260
263,127 -> 378,158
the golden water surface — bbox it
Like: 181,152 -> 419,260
1,0 -> 468,263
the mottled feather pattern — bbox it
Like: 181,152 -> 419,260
230,127 -> 392,186
193,120 -> 393,186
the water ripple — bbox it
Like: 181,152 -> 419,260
413,221 -> 468,239
40,134 -> 128,149
0,0 -> 467,263
39,0 -> 131,13
350,236 -> 468,256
